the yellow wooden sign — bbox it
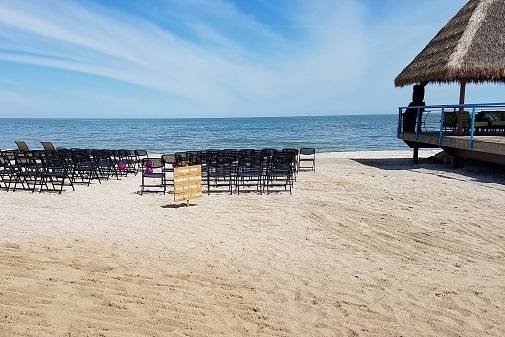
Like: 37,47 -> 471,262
173,165 -> 202,203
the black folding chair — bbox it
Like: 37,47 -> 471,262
125,150 -> 138,175
37,151 -> 75,194
299,148 -> 316,171
0,151 -> 16,191
11,151 -> 40,192
261,148 -> 277,159
175,152 -> 188,167
236,153 -> 263,194
161,154 -> 176,192
71,149 -> 101,185
140,157 -> 165,195
206,153 -> 235,194
113,150 -> 129,177
93,150 -> 118,180
186,151 -> 202,165
134,150 -> 148,172
41,141 -> 56,151
15,140 -> 30,152
282,148 -> 299,180
264,153 -> 293,194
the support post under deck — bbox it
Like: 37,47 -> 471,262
413,147 -> 419,164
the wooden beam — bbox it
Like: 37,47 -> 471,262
457,80 -> 466,135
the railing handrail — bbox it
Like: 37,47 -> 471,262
398,102 -> 505,110
397,102 -> 505,149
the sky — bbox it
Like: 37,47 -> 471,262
0,0 -> 503,118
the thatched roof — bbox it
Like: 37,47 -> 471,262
395,0 -> 505,87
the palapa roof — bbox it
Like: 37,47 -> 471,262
395,0 -> 505,87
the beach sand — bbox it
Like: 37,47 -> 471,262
1,150 -> 505,337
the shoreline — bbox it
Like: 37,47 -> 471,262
315,148 -> 439,158
146,149 -> 440,159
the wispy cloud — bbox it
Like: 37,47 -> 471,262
0,0 -> 475,117
0,89 -> 24,103
0,0 -> 372,115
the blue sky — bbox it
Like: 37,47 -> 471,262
0,0 -> 503,118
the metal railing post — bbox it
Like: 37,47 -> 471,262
439,107 -> 445,145
470,106 -> 476,148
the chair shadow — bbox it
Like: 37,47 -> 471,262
133,190 -> 171,195
161,203 -> 195,208
235,190 -> 262,195
352,157 -> 505,186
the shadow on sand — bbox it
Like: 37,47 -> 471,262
161,203 -> 196,209
352,157 -> 505,187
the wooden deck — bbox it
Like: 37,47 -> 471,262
400,132 -> 505,165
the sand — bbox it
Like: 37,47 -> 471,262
1,150 -> 505,337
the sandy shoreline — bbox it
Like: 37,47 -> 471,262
1,150 -> 504,337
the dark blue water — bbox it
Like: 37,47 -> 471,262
0,115 -> 406,153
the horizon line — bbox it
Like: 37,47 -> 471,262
0,113 -> 397,120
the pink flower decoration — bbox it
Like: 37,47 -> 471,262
118,160 -> 126,172
144,160 -> 153,174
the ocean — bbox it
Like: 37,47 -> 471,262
0,115 -> 406,153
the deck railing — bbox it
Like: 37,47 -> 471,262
397,102 -> 505,148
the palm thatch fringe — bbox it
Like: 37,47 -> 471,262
395,0 -> 505,87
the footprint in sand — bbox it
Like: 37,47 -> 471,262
3,242 -> 20,250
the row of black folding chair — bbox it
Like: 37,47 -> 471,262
137,148 -> 308,196
0,150 -> 74,194
171,149 -> 297,194
179,150 -> 296,195
1,148 -> 147,193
